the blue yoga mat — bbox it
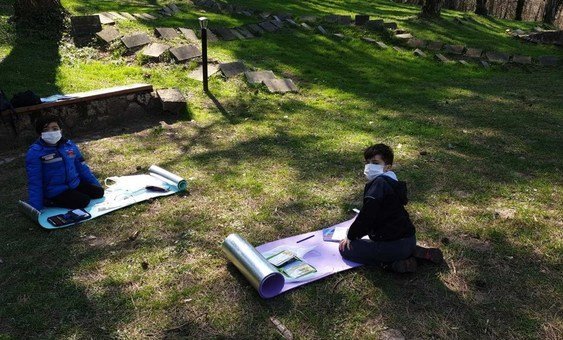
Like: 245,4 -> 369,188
19,165 -> 187,230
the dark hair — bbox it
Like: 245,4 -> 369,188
35,114 -> 62,134
364,143 -> 394,164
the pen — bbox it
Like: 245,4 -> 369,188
296,234 -> 315,243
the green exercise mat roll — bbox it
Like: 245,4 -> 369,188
222,233 -> 285,299
148,165 -> 188,191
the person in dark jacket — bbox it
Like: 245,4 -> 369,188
339,143 -> 444,272
25,114 -> 104,211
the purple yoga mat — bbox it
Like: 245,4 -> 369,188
255,216 -> 362,296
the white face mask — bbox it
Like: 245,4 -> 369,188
364,163 -> 384,181
41,130 -> 62,145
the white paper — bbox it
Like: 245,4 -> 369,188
331,226 -> 349,241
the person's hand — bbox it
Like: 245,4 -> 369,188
339,238 -> 352,252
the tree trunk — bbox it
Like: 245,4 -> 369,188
13,0 -> 65,28
421,0 -> 444,18
543,0 -> 563,24
515,0 -> 526,20
475,0 -> 489,16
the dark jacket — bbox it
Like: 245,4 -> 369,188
347,174 -> 415,242
25,138 -> 101,210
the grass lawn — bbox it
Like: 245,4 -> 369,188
0,0 -> 562,338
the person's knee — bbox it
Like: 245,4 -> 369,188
91,185 -> 104,199
74,195 -> 91,208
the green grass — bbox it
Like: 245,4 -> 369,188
1,0 -> 562,338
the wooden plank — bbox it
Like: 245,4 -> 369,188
3,84 -> 153,114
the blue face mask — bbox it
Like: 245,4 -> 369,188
364,163 -> 384,181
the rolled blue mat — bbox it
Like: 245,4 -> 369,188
222,233 -> 285,299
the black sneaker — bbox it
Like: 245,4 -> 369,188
413,246 -> 445,265
391,257 -> 417,273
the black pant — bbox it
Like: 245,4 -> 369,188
50,182 -> 104,209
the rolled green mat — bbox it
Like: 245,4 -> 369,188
148,165 -> 188,191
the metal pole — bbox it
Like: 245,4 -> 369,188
202,27 -> 208,92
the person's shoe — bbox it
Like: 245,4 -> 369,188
391,257 -> 417,273
413,245 -> 445,265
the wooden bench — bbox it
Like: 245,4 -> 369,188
1,83 -> 153,115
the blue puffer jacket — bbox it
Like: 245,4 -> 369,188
25,138 -> 101,210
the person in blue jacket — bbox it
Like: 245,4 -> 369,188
25,114 -> 104,211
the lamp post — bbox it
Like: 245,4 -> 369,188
199,16 -> 209,92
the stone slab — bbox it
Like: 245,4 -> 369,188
236,27 -> 255,39
376,41 -> 388,49
230,28 -> 246,40
333,33 -> 345,39
392,46 -> 403,52
96,26 -> 121,43
107,12 -> 128,21
133,13 -> 145,20
459,60 -> 470,66
300,23 -> 313,30
211,28 -> 236,40
96,13 -> 115,25
259,12 -> 272,19
538,55 -> 558,66
245,70 -> 276,84
413,49 -> 426,57
168,3 -> 181,13
259,21 -> 278,32
355,15 -> 370,26
435,53 -> 451,63
120,12 -> 137,21
263,78 -> 299,93
121,33 -> 151,49
406,38 -> 426,48
365,20 -> 384,31
325,15 -> 351,25
300,15 -> 318,23
464,47 -> 483,58
170,45 -> 202,61
155,27 -> 179,39
179,28 -> 199,42
270,19 -> 284,28
206,29 -> 219,42
142,43 -> 170,58
485,51 -> 509,64
317,25 -> 328,35
70,15 -> 102,36
219,61 -> 247,78
511,55 -> 532,64
395,33 -> 413,40
285,19 -> 299,27
480,60 -> 490,69
157,88 -> 186,114
276,13 -> 293,20
187,64 -> 220,81
427,41 -> 443,51
142,13 -> 158,20
384,22 -> 398,30
361,37 -> 376,43
444,44 -> 465,55
247,24 -> 265,35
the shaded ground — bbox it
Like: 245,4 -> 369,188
0,0 -> 561,339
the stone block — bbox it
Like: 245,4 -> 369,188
300,23 -> 313,30
384,22 -> 398,30
219,61 -> 247,78
236,27 -> 255,39
407,38 -> 426,48
71,15 -> 102,36
188,64 -> 220,81
121,33 -> 151,49
413,49 -> 426,57
142,43 -> 170,58
365,20 -> 384,31
317,25 -> 328,35
245,70 -> 276,84
538,55 -> 558,66
465,48 -> 483,58
179,28 -> 198,42
485,51 -> 509,64
511,55 -> 532,64
361,37 -> 376,43
355,15 -> 370,26
157,88 -> 186,114
96,27 -> 121,43
444,44 -> 465,55
230,28 -> 246,40
395,33 -> 413,40
170,45 -> 202,62
155,27 -> 179,39
259,21 -> 278,32
376,41 -> 388,49
459,60 -> 470,66
480,60 -> 490,69
211,27 -> 238,40
427,41 -> 443,51
96,13 -> 115,25
434,53 -> 451,63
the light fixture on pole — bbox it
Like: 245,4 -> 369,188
199,17 -> 209,92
